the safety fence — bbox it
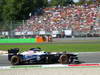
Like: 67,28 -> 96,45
0,36 -> 52,43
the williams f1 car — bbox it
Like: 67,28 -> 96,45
8,48 -> 80,65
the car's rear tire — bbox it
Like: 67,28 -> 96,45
11,56 -> 20,65
58,54 -> 69,64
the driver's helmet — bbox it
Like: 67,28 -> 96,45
29,48 -> 41,52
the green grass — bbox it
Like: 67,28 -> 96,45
0,43 -> 100,52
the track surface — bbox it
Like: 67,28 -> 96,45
0,52 -> 100,66
0,37 -> 100,66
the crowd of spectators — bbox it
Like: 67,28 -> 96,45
14,3 -> 100,36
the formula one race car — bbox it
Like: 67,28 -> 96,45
8,48 -> 80,65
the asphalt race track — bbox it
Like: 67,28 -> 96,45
0,52 -> 100,66
0,55 -> 11,66
0,37 -> 100,66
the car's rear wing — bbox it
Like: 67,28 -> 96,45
8,48 -> 19,54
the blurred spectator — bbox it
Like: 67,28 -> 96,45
14,3 -> 100,37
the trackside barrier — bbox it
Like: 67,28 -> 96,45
0,36 -> 52,43
0,38 -> 36,43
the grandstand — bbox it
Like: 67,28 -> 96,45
0,3 -> 100,38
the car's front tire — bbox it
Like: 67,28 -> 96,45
58,54 -> 69,64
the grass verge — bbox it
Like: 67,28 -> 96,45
0,43 -> 100,52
